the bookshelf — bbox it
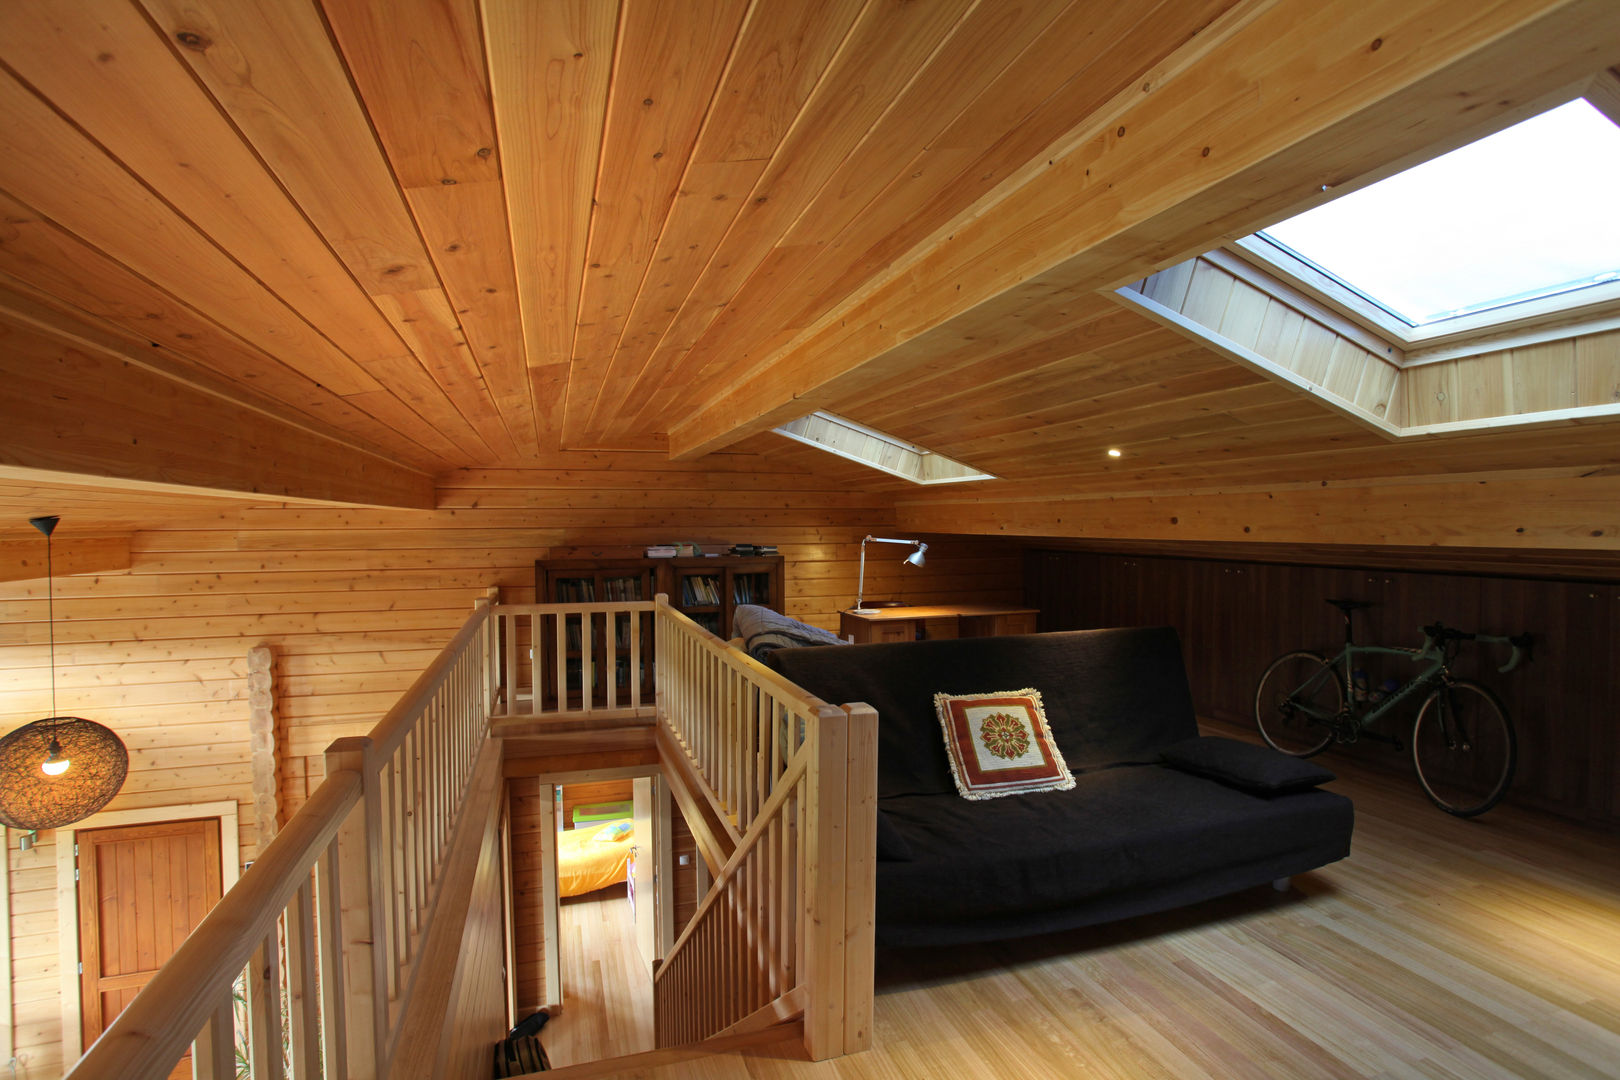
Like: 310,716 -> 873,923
535,554 -> 785,646
534,560 -> 657,707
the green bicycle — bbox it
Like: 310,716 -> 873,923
1254,599 -> 1532,818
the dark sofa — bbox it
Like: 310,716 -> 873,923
766,626 -> 1354,947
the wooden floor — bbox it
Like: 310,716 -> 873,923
599,741 -> 1620,1079
543,883 -> 656,1068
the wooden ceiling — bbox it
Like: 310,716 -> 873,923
2,0 -> 1620,537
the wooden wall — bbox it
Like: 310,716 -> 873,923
1026,547 -> 1620,826
438,773 -> 512,1080
1403,328 -> 1620,427
506,777 -> 549,1016
560,780 -> 633,831
0,454 -> 1020,1076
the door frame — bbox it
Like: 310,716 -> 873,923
56,800 -> 240,1061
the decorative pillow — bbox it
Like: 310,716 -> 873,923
875,807 -> 913,861
1159,736 -> 1335,794
593,820 -> 633,843
934,688 -> 1074,800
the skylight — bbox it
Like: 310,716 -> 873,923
1257,98 -> 1620,327
774,411 -> 995,485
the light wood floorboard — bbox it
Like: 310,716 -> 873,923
543,883 -> 657,1068
591,729 -> 1620,1078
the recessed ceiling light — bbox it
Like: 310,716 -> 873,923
1107,448 -> 1122,458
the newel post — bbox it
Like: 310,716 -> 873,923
802,703 -> 851,1060
326,736 -> 387,1079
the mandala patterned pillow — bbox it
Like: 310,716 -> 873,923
933,688 -> 1074,800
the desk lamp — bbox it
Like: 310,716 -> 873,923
851,535 -> 927,614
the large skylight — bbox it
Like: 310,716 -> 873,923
1258,99 -> 1620,327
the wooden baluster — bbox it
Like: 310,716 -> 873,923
503,610 -> 518,717
246,930 -> 284,1080
190,994 -> 236,1080
386,752 -> 405,991
582,610 -> 594,713
607,609 -> 619,711
630,606 -> 642,709
529,611 -> 542,716
285,878 -> 321,1079
326,737 -> 384,1079
316,838 -> 348,1080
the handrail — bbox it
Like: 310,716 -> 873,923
67,592 -> 501,1080
651,600 -> 877,1061
68,771 -> 361,1077
491,600 -> 656,718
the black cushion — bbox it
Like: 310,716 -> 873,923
875,807 -> 913,861
1159,735 -> 1335,793
767,627 -> 1200,799
875,766 -> 1352,937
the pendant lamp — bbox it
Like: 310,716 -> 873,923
0,517 -> 128,833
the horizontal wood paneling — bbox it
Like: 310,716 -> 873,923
1027,547 -> 1620,824
0,456 -> 1020,1076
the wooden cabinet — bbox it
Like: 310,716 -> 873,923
535,560 -> 657,706
839,604 -> 1038,644
536,554 -> 785,652
664,556 -> 783,638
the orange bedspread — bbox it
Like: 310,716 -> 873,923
557,819 -> 634,898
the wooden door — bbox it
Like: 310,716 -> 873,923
77,818 -> 223,1068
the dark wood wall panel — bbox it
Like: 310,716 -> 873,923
1026,549 -> 1620,825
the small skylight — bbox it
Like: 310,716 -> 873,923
774,411 -> 995,485
1257,98 -> 1620,327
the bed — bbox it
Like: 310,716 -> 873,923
557,819 -> 635,898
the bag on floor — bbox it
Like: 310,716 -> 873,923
492,1032 -> 550,1075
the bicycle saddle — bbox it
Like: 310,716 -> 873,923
1325,598 -> 1374,614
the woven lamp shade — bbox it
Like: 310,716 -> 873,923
0,717 -> 129,831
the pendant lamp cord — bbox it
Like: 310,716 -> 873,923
45,526 -> 57,718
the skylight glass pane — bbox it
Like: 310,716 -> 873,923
1260,99 -> 1620,325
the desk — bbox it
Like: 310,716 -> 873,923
839,604 -> 1039,644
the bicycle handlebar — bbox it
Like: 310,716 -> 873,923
1420,622 -> 1533,672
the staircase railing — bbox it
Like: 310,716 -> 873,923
487,600 -> 656,720
652,599 -> 876,1060
66,594 -> 501,1080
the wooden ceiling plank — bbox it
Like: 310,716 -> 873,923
896,473 -> 1620,551
659,0 -> 1149,417
137,0 -> 519,462
320,0 -> 539,455
0,320 -> 433,509
559,0 -> 752,446
0,270 -> 451,473
669,0 -> 1620,460
481,0 -> 618,443
0,74 -> 376,397
0,0 -> 495,464
0,198 -> 455,471
0,535 -> 130,584
610,0 -> 979,441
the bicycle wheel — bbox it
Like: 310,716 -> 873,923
1411,680 -> 1516,817
1254,651 -> 1341,757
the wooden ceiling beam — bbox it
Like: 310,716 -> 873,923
0,315 -> 434,509
669,0 -> 1620,461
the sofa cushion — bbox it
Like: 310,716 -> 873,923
875,807 -> 913,861
874,766 -> 1353,940
1160,736 -> 1336,794
767,628 -> 1199,798
934,689 -> 1074,800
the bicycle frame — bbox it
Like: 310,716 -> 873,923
1286,638 -> 1448,735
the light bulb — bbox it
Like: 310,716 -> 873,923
41,736 -> 70,777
